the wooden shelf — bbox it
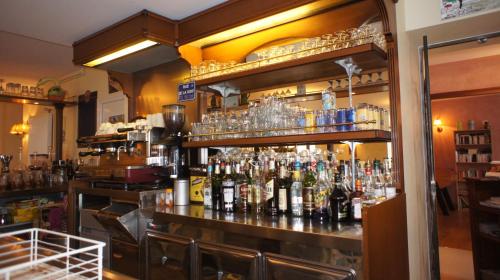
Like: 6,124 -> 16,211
455,129 -> 491,134
456,162 -> 491,166
195,43 -> 387,92
478,205 -> 500,215
480,232 -> 500,244
0,186 -> 68,199
183,129 -> 391,148
0,95 -> 77,107
455,144 -> 492,149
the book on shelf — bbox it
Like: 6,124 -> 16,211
455,133 -> 490,145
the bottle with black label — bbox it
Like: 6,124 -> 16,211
265,158 -> 279,216
222,164 -> 235,212
330,173 -> 349,222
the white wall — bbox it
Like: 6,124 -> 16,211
395,1 -> 500,279
404,0 -> 500,32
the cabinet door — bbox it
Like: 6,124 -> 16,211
263,253 -> 355,280
145,231 -> 194,280
111,239 -> 139,278
196,241 -> 262,280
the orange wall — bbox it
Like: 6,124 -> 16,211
431,55 -> 500,204
430,55 -> 500,93
432,94 -> 500,188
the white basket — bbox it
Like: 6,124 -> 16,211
0,228 -> 105,280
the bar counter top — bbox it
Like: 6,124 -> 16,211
153,205 -> 363,251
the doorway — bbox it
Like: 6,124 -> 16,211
421,33 -> 500,280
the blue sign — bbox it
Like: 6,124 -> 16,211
178,81 -> 196,102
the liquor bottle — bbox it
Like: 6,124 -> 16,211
203,162 -> 213,209
350,179 -> 364,221
313,161 -> 330,221
330,173 -> 349,222
245,163 -> 253,213
236,161 -> 250,213
302,161 -> 316,218
221,163 -> 235,212
212,161 -> 222,211
383,158 -> 396,198
253,164 -> 263,214
277,160 -> 291,215
290,159 -> 303,217
265,158 -> 279,216
373,160 -> 386,201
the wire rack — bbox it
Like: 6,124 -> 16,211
0,228 -> 105,280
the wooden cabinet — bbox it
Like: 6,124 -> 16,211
196,241 -> 262,280
145,231 -> 195,280
264,253 -> 355,280
467,178 -> 500,280
144,230 -> 360,280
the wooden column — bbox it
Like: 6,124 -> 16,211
54,103 -> 64,161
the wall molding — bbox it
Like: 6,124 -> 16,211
431,86 -> 500,100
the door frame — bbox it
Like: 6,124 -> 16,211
418,30 -> 500,280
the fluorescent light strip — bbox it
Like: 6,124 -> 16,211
84,40 -> 158,67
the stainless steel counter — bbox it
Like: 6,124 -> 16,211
153,205 -> 363,252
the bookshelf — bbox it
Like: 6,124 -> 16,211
455,129 -> 492,209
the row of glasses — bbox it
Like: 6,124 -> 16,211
1,81 -> 45,98
189,25 -> 387,81
189,91 -> 391,141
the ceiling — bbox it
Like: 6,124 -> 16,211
0,0 -> 227,46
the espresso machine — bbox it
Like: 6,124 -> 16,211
76,104 -> 186,188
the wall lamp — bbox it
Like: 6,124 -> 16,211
10,123 -> 30,135
433,119 -> 443,133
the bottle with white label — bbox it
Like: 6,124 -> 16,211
277,160 -> 291,215
222,164 -> 235,212
350,179 -> 364,221
203,163 -> 213,209
290,159 -> 303,217
264,158 -> 279,216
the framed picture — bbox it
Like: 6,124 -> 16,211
441,0 -> 500,20
101,98 -> 126,124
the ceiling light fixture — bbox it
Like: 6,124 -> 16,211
83,40 -> 158,67
73,10 -> 176,68
186,0 -> 348,48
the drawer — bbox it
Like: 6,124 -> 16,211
196,241 -> 262,280
111,239 -> 139,278
145,231 -> 194,280
263,253 -> 355,280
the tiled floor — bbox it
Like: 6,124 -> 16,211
438,210 -> 474,279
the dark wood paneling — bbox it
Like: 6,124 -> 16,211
197,43 -> 387,92
178,0 -> 325,44
73,10 -> 176,65
362,194 -> 409,280
431,86 -> 500,100
200,0 -> 378,63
